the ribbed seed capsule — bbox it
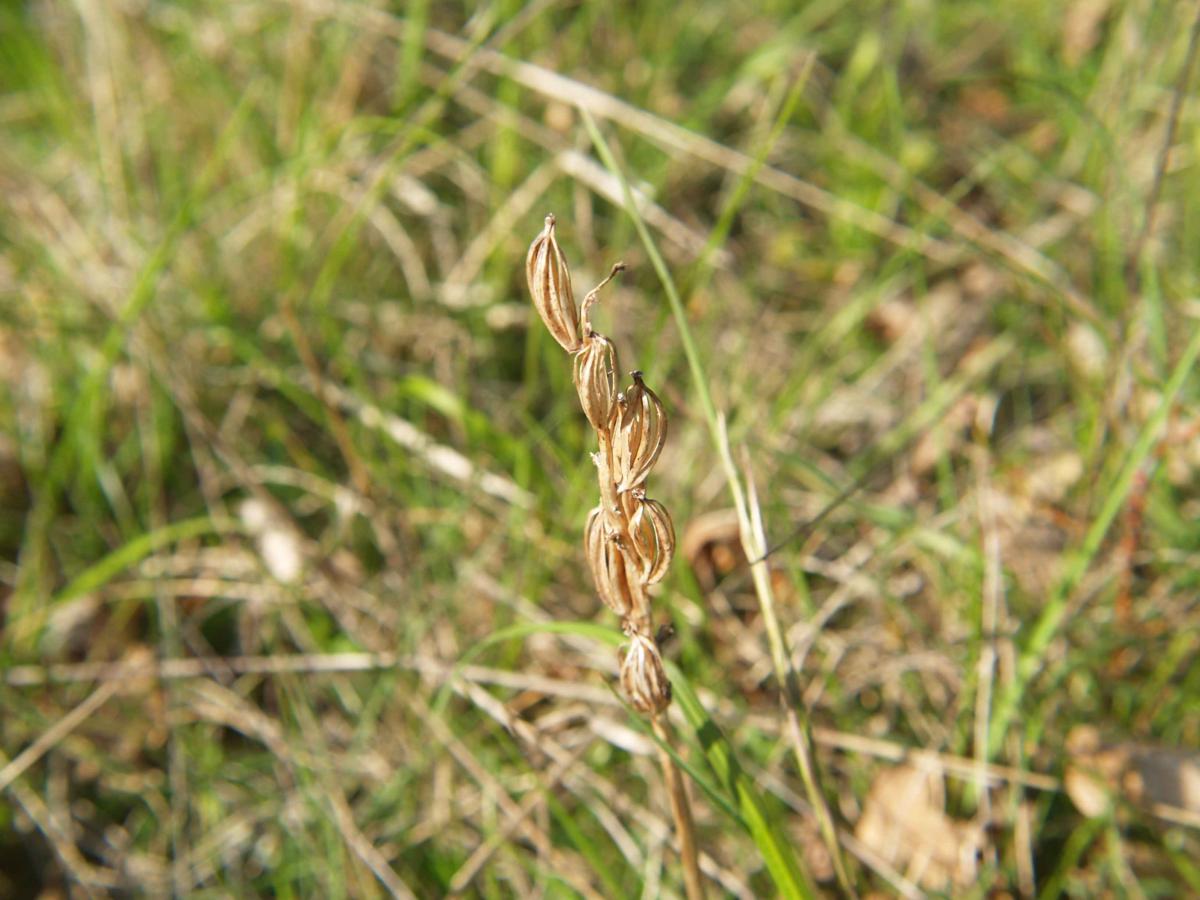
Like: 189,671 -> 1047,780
613,373 -> 666,493
619,630 -> 672,714
585,507 -> 634,616
573,333 -> 620,431
626,495 -> 676,585
525,215 -> 580,353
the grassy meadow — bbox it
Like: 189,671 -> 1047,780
2,0 -> 1200,896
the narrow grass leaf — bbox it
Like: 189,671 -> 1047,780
671,676 -> 819,900
991,322 -> 1200,756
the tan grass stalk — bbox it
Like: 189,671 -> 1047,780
525,214 -> 704,899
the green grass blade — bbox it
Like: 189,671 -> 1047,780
580,110 -> 721,439
990,321 -> 1200,756
49,515 -> 241,608
583,108 -> 834,897
672,675 -> 818,900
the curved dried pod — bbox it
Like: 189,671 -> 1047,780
619,629 -> 672,714
585,506 -> 634,616
525,214 -> 580,353
573,333 -> 620,431
613,372 -> 667,492
627,494 -> 676,585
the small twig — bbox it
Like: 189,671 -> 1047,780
0,680 -> 120,794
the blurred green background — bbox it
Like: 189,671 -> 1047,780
2,0 -> 1200,896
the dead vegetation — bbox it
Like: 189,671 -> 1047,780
1,0 -> 1200,896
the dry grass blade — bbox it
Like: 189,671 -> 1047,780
724,430 -> 855,894
417,689 -> 607,900
392,14 -> 956,261
314,375 -> 533,508
184,680 -> 418,899
447,740 -> 593,893
0,681 -> 120,794
5,777 -> 120,893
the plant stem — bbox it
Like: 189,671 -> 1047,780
653,715 -> 705,900
717,420 -> 855,896
583,108 -> 854,895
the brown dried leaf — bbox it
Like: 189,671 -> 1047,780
680,508 -> 743,591
1066,725 -> 1200,819
854,763 -> 985,892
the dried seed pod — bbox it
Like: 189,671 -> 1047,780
619,630 -> 672,714
627,495 -> 676,585
613,372 -> 667,492
585,506 -> 634,616
525,214 -> 580,353
573,333 -> 620,431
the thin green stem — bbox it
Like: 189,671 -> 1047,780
580,111 -> 719,435
582,108 -> 854,895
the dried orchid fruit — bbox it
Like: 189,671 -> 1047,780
574,333 -> 620,431
613,372 -> 666,493
626,494 -> 676,585
524,216 -> 674,707
585,506 -> 635,617
523,214 -> 701,897
620,629 -> 672,715
525,214 -> 580,353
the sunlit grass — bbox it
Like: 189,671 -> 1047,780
2,1 -> 1199,896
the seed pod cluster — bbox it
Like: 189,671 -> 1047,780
525,214 -> 676,715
